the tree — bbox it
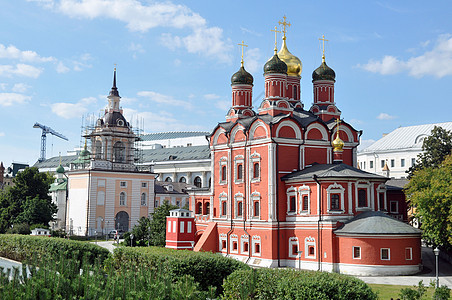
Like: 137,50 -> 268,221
405,154 -> 452,249
149,201 -> 178,246
124,216 -> 151,247
0,167 -> 56,233
408,126 -> 452,178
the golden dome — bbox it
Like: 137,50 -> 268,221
332,135 -> 344,152
278,38 -> 302,77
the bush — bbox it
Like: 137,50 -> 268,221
110,246 -> 249,295
6,223 -> 30,235
0,234 -> 110,265
222,268 -> 378,300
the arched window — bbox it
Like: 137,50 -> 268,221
237,164 -> 243,180
205,202 -> 210,215
302,195 -> 309,211
141,193 -> 146,206
221,166 -> 227,181
119,192 -> 126,206
113,141 -> 125,162
95,140 -> 102,159
330,194 -> 340,210
358,189 -> 367,207
237,201 -> 243,217
197,202 -> 202,214
165,177 -> 172,182
254,201 -> 260,217
253,162 -> 259,179
222,201 -> 227,216
179,177 -> 186,183
194,176 -> 202,188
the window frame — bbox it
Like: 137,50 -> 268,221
234,156 -> 244,184
326,183 -> 345,213
250,152 -> 261,183
119,192 -> 126,206
381,248 -> 390,260
141,192 -> 147,206
219,157 -> 228,185
286,187 -> 297,215
353,246 -> 361,259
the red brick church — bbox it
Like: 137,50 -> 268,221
167,19 -> 421,276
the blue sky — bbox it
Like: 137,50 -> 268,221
1,0 -> 452,167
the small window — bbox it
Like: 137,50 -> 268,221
405,248 -> 412,260
141,193 -> 146,206
381,160 -> 385,168
401,159 -> 405,167
119,192 -> 126,206
179,177 -> 186,183
221,166 -> 227,182
390,159 -> 395,168
253,162 -> 260,179
168,221 -> 171,233
194,176 -> 202,188
180,221 -> 184,233
176,200 -> 180,207
309,246 -> 315,256
197,202 -> 202,214
141,182 -> 147,188
165,177 -> 172,182
364,161 -> 366,169
302,195 -> 309,211
237,201 -> 243,217
292,244 -> 298,255
205,202 -> 210,215
154,200 -> 159,208
353,246 -> 361,259
370,161 -> 374,169
244,242 -> 249,252
379,193 -> 385,210
254,201 -> 260,217
411,158 -> 416,166
237,164 -> 243,180
289,196 -> 296,213
233,241 -> 238,251
222,201 -> 227,216
120,181 -> 127,187
330,194 -> 340,210
381,248 -> 390,260
222,240 -> 227,250
255,243 -> 260,254
390,201 -> 398,213
358,189 -> 367,207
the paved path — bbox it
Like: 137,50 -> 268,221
358,247 -> 452,288
91,239 -> 123,253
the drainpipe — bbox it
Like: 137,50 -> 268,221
226,133 -> 233,256
270,124 -> 281,267
313,174 -> 322,271
86,169 -> 91,236
242,129 -> 251,263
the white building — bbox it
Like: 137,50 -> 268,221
358,122 -> 452,178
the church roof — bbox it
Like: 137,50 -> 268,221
155,182 -> 191,194
140,131 -> 209,142
282,163 -> 387,181
34,155 -> 77,169
334,211 -> 421,235
142,145 -> 210,162
360,122 -> 452,153
49,180 -> 67,192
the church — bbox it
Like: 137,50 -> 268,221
181,18 -> 421,276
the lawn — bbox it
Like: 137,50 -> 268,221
369,283 -> 435,299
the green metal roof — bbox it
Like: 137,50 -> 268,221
140,131 -> 209,142
49,180 -> 67,192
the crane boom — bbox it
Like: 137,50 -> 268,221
33,122 -> 69,162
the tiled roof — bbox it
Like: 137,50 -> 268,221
34,155 -> 77,169
335,211 -> 421,235
282,163 -> 387,181
142,145 -> 210,162
140,131 -> 209,141
155,182 -> 191,194
360,122 -> 452,153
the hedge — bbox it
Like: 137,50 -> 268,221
110,246 -> 250,295
0,234 -> 110,265
222,268 -> 378,300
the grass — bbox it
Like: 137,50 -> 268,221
369,283 -> 435,299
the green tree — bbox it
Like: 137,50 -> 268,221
124,216 -> 152,246
408,126 -> 452,178
405,154 -> 452,249
149,201 -> 178,246
0,167 -> 56,233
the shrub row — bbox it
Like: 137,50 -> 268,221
0,234 -> 110,265
222,268 -> 378,300
110,246 -> 249,295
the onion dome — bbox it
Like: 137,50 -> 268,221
231,65 -> 254,85
312,56 -> 336,81
103,111 -> 128,127
332,135 -> 344,151
278,39 -> 302,77
56,164 -> 65,174
264,53 -> 287,75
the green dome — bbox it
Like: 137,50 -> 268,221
79,148 -> 91,157
264,54 -> 287,75
56,164 -> 65,174
312,60 -> 336,81
231,66 -> 253,85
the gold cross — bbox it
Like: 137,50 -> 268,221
335,118 -> 341,138
270,26 -> 281,53
278,15 -> 291,39
238,40 -> 248,67
319,35 -> 328,60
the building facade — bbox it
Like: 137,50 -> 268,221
185,22 -> 421,276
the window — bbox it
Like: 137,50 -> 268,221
289,196 -> 296,213
168,221 -> 171,233
330,194 -> 340,210
302,195 -> 309,211
141,182 -> 147,188
254,201 -> 260,217
194,176 -> 202,188
401,159 -> 405,167
379,193 -> 385,211
179,177 -> 186,183
370,161 -> 374,169
222,240 -> 227,250
289,237 -> 299,258
187,222 -> 192,233
176,200 -> 180,207
237,201 -> 243,217
405,248 -> 412,260
180,221 -> 184,233
165,177 -> 172,182
411,158 -> 416,166
309,246 -> 315,256
120,181 -> 127,187
255,243 -> 260,254
205,202 -> 210,215
119,192 -> 126,206
97,191 -> 105,206
141,193 -> 146,206
230,235 -> 238,253
154,200 -> 159,208
243,242 -> 249,252
237,164 -> 243,180
292,244 -> 298,255
197,202 -> 202,214
222,201 -> 227,216
381,248 -> 390,260
353,246 -> 361,259
364,161 -> 366,169
381,160 -> 385,168
221,166 -> 227,182
358,189 -> 367,207
305,236 -> 316,258
113,141 -> 125,162
390,201 -> 398,213
253,162 -> 260,179
390,159 -> 395,168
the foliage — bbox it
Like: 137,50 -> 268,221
124,216 -> 151,247
111,246 -> 249,295
6,223 -> 30,235
222,268 -> 377,300
433,285 -> 451,300
149,200 -> 178,246
0,234 -> 110,266
399,281 -> 427,300
0,167 -> 56,233
0,256 -> 217,300
408,126 -> 452,178
405,154 -> 452,248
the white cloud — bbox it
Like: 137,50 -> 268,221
215,99 -> 229,111
244,47 -> 261,73
0,64 -> 43,78
32,0 -> 231,62
137,91 -> 192,109
240,27 -> 262,37
377,113 -> 396,120
359,34 -> 452,78
0,83 -> 7,90
0,44 -> 55,63
51,96 -> 96,119
0,132 -> 5,137
128,42 -> 145,53
0,93 -> 31,106
11,83 -> 31,93
203,94 -> 220,100
56,61 -> 70,73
